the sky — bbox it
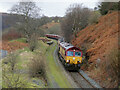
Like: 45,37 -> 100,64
0,0 -> 119,17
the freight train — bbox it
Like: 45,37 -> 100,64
46,34 -> 83,70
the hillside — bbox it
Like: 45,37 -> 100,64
72,11 -> 118,63
72,11 -> 119,88
1,12 -> 62,36
1,12 -> 24,30
42,22 -> 62,35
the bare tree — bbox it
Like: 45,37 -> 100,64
10,1 -> 40,18
61,4 -> 91,42
10,0 -> 43,51
10,1 -> 41,42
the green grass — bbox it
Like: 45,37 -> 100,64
34,40 -> 49,55
10,38 -> 27,43
2,45 -> 43,88
17,47 -> 31,54
2,38 -> 72,88
46,41 -> 72,88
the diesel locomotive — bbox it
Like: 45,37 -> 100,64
46,34 -> 83,70
58,40 -> 83,70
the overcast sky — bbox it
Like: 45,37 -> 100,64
0,0 -> 119,17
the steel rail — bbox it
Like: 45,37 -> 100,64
78,72 -> 95,88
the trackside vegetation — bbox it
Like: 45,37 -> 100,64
2,38 -> 72,88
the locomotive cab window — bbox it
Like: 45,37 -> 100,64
75,52 -> 81,56
67,51 -> 73,56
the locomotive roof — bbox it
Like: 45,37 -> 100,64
46,34 -> 60,37
60,42 -> 74,50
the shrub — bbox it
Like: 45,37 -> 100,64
81,56 -> 89,70
80,43 -> 92,70
2,72 -> 28,88
28,53 -> 47,83
3,52 -> 19,72
88,11 -> 101,25
29,34 -> 38,52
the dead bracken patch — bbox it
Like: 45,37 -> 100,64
1,41 -> 28,52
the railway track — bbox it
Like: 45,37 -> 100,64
69,71 -> 94,88
78,72 -> 95,88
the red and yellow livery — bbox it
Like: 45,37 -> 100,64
58,41 -> 83,70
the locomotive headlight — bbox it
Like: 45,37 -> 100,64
66,60 -> 69,62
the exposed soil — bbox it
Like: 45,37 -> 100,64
72,11 -> 119,88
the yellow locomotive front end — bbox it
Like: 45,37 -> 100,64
64,49 -> 83,70
58,42 -> 83,70
66,51 -> 82,64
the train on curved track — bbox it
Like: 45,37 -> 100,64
45,34 -> 83,70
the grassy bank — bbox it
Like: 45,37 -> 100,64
10,38 -> 27,43
46,41 -> 72,88
2,39 -> 48,88
2,47 -> 45,88
2,38 -> 72,88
